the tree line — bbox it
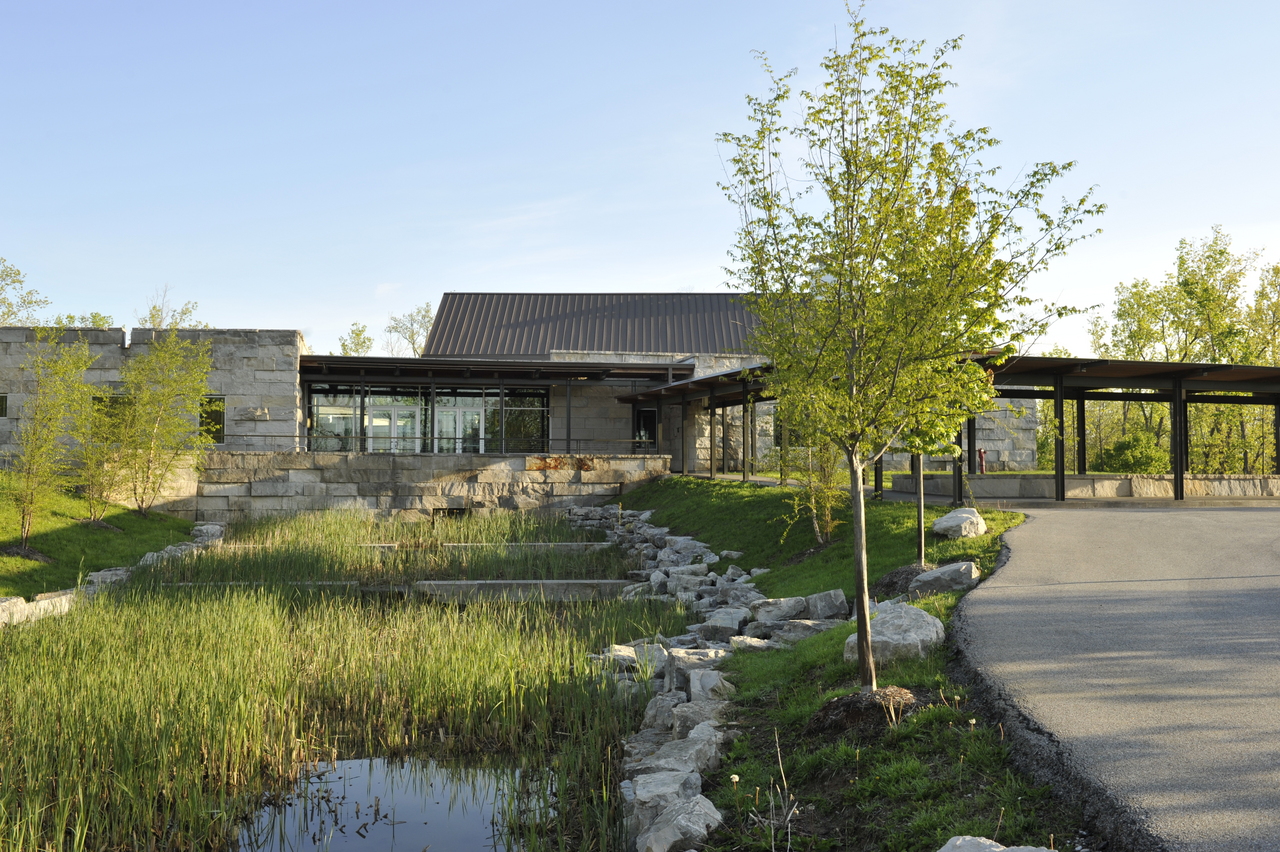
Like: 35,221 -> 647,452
1039,226 -> 1280,475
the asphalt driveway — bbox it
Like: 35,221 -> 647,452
954,507 -> 1280,852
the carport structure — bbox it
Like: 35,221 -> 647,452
619,354 -> 1280,502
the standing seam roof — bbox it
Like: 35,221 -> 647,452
421,293 -> 758,358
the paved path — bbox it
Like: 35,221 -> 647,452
955,508 -> 1280,852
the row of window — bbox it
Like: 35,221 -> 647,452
0,394 -> 226,444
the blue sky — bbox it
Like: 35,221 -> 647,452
2,1 -> 1277,356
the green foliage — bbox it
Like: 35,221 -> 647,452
384,301 -> 434,356
114,330 -> 216,516
0,476 -> 192,599
783,440 -> 847,545
719,12 -> 1100,687
50,311 -> 115,328
339,321 -> 374,356
137,286 -> 207,329
7,328 -> 96,547
1095,431 -> 1168,474
0,257 -> 50,325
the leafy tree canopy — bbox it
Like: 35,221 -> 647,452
0,258 -> 50,326
384,302 -> 434,357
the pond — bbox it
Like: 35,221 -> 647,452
237,758 -> 523,852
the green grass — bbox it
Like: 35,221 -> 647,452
0,586 -> 687,852
135,509 -> 633,586
0,477 -> 193,600
614,476 -> 1082,851
616,476 -> 1020,597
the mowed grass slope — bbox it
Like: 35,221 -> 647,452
0,477 -> 193,600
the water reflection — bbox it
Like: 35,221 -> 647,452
237,758 -> 517,851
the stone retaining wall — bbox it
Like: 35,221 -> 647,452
892,472 -> 1280,499
153,451 -> 671,523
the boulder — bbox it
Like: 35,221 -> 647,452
672,699 -> 731,738
668,563 -> 710,577
635,795 -> 723,852
931,508 -> 987,539
935,838 -> 1053,852
642,691 -> 688,730
908,562 -> 981,596
750,597 -> 808,622
691,607 -> 752,643
667,574 -> 705,595
805,589 -> 849,620
649,571 -> 669,594
665,648 -> 731,692
621,582 -> 651,601
720,550 -> 745,560
625,771 -> 703,839
844,603 -> 944,665
717,585 -> 767,609
747,619 -> 847,644
626,726 -> 723,777
687,669 -> 736,703
729,635 -> 783,652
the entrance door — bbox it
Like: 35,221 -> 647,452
368,406 -> 419,453
434,407 -> 484,453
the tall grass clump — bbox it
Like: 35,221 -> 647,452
0,586 -> 686,851
136,509 -> 632,586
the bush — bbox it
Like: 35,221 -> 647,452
1096,431 -> 1168,474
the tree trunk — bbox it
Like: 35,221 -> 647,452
914,453 -> 925,564
847,449 -> 877,693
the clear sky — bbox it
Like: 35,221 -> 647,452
2,1 -> 1277,356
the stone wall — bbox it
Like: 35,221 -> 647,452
880,398 -> 1038,471
153,451 -> 671,522
0,327 -> 306,454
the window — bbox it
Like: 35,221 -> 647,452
201,396 -> 225,444
0,395 -> 7,418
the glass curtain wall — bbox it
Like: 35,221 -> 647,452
307,384 -> 548,454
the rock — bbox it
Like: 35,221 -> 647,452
687,669 -> 736,703
665,649 -> 731,692
935,838 -> 1053,852
805,588 -> 849,620
869,563 -> 931,599
747,619 -> 847,644
844,603 -> 944,665
625,771 -> 703,839
691,607 -> 751,643
722,566 -> 746,581
635,795 -> 723,852
749,597 -> 808,622
750,568 -> 770,577
720,550 -> 745,560
626,725 -> 723,777
717,585 -> 767,609
649,571 -> 669,594
908,562 -> 981,596
667,574 -> 705,595
932,508 -> 987,539
668,563 -> 710,577
621,582 -> 651,601
729,635 -> 783,652
672,699 -> 731,738
642,691 -> 689,730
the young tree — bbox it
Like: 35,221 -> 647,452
8,328 -> 95,548
52,312 -> 116,329
720,16 -> 1101,690
137,285 -> 208,329
384,302 -> 434,356
0,258 -> 50,325
67,393 -> 128,523
339,322 -> 374,356
114,330 -> 216,516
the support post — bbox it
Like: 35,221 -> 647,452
1053,375 -> 1066,502
565,380 -> 573,454
721,402 -> 729,476
707,394 -> 717,479
953,429 -> 964,507
1274,398 -> 1280,475
1076,394 -> 1087,475
680,395 -> 690,474
874,456 -> 883,500
966,417 -> 978,475
655,401 -> 664,458
499,378 -> 506,454
1172,380 -> 1185,500
742,382 -> 750,482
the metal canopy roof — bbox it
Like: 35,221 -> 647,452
299,354 -> 695,385
615,363 -> 771,405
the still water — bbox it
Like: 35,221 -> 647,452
237,758 -> 522,852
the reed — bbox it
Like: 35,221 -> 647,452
135,509 -> 632,586
0,584 -> 684,850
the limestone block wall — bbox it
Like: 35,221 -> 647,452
152,451 -> 671,522
549,384 -> 636,451
0,327 -> 306,455
879,398 -> 1038,471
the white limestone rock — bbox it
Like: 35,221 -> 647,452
687,669 -> 736,703
672,699 -> 731,738
691,607 -> 751,643
908,562 -> 982,596
844,602 -> 945,665
750,597 -> 808,622
636,795 -> 723,852
805,588 -> 849,620
664,648 -> 731,692
642,691 -> 689,730
720,550 -> 745,560
935,837 -> 1053,852
931,508 -> 987,539
729,635 -> 784,652
625,771 -> 703,840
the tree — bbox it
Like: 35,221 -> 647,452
8,328 -> 95,548
384,302 -> 434,356
52,312 -> 116,329
720,15 -> 1101,690
113,317 -> 216,516
67,392 -> 128,523
0,258 -> 50,325
137,285 -> 208,329
339,322 -> 374,356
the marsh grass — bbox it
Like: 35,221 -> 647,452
0,583 -> 686,851
135,509 -> 632,586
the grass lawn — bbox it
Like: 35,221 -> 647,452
614,476 -> 1083,851
0,477 -> 193,600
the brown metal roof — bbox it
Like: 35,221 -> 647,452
421,293 -> 758,359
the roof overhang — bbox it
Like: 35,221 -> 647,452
299,355 -> 695,385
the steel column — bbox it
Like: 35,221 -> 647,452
742,381 -> 750,481
565,379 -> 573,454
1076,395 -> 1087,475
680,395 -> 690,474
874,456 -> 883,499
1172,379 -> 1185,500
499,377 -> 506,454
1053,374 -> 1065,502
721,402 -> 729,476
966,417 -> 978,474
953,429 -> 964,506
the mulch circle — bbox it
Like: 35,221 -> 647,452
1,545 -> 54,563
803,686 -> 929,738
868,563 -> 934,599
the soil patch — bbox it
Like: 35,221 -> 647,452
804,685 -> 923,738
869,563 -> 933,599
1,546 -> 54,563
